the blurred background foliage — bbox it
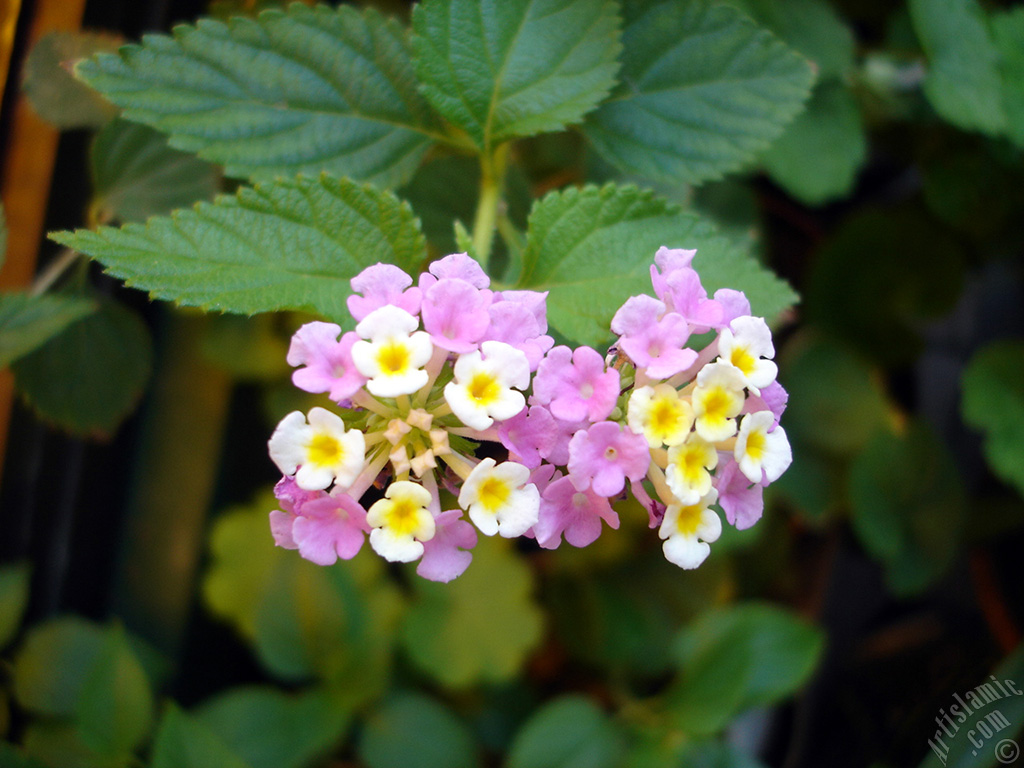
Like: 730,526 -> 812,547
0,0 -> 1022,767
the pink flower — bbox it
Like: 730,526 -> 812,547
655,267 -> 723,333
612,296 -> 697,378
269,476 -> 320,549
654,245 -> 697,274
417,510 -> 478,582
287,323 -> 366,402
498,405 -> 557,468
533,346 -> 620,422
421,278 -> 493,352
567,421 -> 650,497
483,300 -> 554,371
713,288 -> 751,328
534,475 -> 619,549
423,252 -> 490,289
347,264 -> 422,321
751,380 -> 789,428
291,492 -> 370,565
714,456 -> 765,530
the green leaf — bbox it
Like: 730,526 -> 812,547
780,336 -> 890,457
202,495 -> 403,700
722,0 -> 855,81
22,31 -> 120,129
0,563 -> 30,649
12,298 -> 151,436
761,81 -> 866,205
53,175 -> 426,320
400,537 -> 543,689
0,742 -> 48,768
75,5 -> 439,187
150,705 -> 253,768
12,618 -> 105,718
0,293 -> 96,368
992,8 -> 1024,148
21,722 -> 110,768
849,421 -> 965,596
962,341 -> 1024,498
358,692 -> 480,768
804,207 -> 965,366
199,315 -> 290,381
910,0 -> 1006,135
196,687 -> 350,768
516,184 -> 796,346
412,0 -> 621,151
625,736 -> 768,768
91,119 -> 220,225
75,626 -> 153,758
507,695 -> 626,768
583,0 -> 814,187
667,603 -> 824,735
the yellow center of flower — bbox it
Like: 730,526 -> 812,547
674,503 -> 703,537
745,428 -> 766,462
467,371 -> 501,405
679,445 -> 706,483
651,397 -> 686,439
729,345 -> 756,376
699,387 -> 734,420
307,433 -> 342,467
377,341 -> 410,375
477,477 -> 510,513
385,497 -> 424,537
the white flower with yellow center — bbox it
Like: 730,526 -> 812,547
366,480 -> 436,562
659,489 -> 721,569
351,305 -> 433,398
665,434 -> 718,505
691,361 -> 746,442
627,384 -> 694,448
268,407 -> 366,491
444,341 -> 530,430
734,410 -> 792,484
458,458 -> 539,537
717,316 -> 777,393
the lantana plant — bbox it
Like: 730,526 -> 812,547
267,246 -> 791,581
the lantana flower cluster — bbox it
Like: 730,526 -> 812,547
268,248 -> 791,581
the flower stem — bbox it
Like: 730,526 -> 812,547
471,143 -> 509,269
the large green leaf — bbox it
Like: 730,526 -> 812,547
196,687 -> 349,768
400,537 -> 543,689
962,341 -> 1024,498
0,292 -> 96,368
22,31 -> 121,129
780,336 -> 890,457
992,8 -> 1024,149
12,299 -> 152,436
202,496 -> 403,702
910,0 -> 1006,136
667,603 -> 824,735
53,175 -> 426,320
516,184 -> 796,346
74,5 -> 440,187
507,695 -> 626,768
91,119 -> 220,224
723,0 -> 855,81
358,693 -> 480,768
412,0 -> 621,151
583,0 -> 814,186
761,81 -> 866,205
150,705 -> 253,768
75,626 -> 154,759
12,618 -> 106,718
849,421 -> 965,596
